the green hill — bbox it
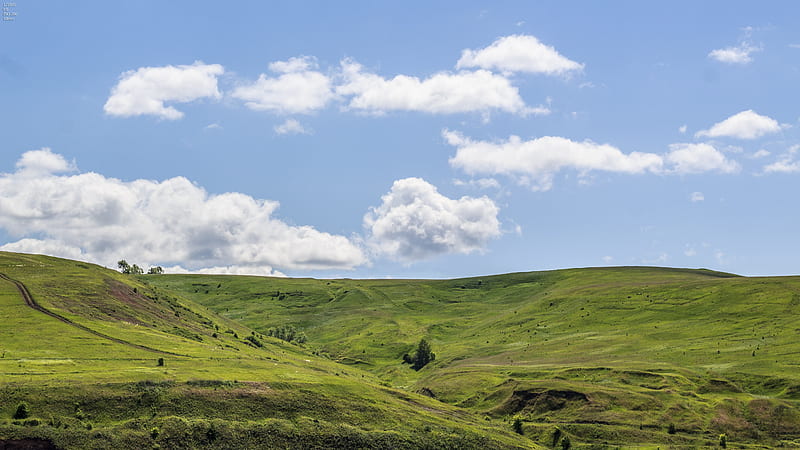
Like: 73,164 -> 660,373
3,251 -> 800,448
145,266 -> 800,448
0,252 -> 531,449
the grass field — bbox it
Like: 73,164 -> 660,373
2,251 -> 800,448
0,252 -> 531,449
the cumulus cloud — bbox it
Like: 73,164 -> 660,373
665,143 -> 740,174
336,59 -> 543,115
14,147 -> 75,175
763,146 -> 800,174
690,191 -> 704,202
456,34 -> 583,76
274,118 -> 311,135
104,61 -> 224,120
232,56 -> 334,114
364,178 -> 501,261
751,149 -> 771,159
708,42 -> 760,64
445,131 -> 741,190
445,130 -> 664,191
695,110 -> 782,139
0,149 -> 367,274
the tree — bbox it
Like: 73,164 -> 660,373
130,264 -> 144,275
402,339 -> 436,371
117,260 -> 131,274
148,266 -> 164,275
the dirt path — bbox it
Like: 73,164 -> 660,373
0,272 -> 184,356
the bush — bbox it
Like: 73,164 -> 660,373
560,435 -> 571,450
266,325 -> 307,344
13,402 -> 29,419
157,358 -> 165,367
552,427 -> 562,447
667,423 -> 676,434
719,433 -> 727,448
512,417 -> 523,435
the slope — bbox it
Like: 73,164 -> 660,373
0,252 -> 534,449
146,266 -> 800,447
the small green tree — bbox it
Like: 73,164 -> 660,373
13,402 -> 30,419
117,260 -> 131,274
403,339 -> 436,371
560,436 -> 571,450
130,264 -> 144,275
719,433 -> 727,448
667,423 -> 676,434
147,266 -> 164,275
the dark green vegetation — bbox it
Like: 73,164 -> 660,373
2,251 -> 800,448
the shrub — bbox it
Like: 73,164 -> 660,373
245,335 -> 263,347
667,423 -> 676,434
560,435 -> 571,450
552,427 -> 562,447
719,433 -> 727,448
13,402 -> 29,419
512,417 -> 523,435
157,358 -> 165,367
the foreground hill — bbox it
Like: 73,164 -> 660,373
145,266 -> 800,447
0,252 -> 530,449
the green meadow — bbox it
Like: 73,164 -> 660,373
2,251 -> 800,448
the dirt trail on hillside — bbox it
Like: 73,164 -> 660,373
0,272 -> 183,356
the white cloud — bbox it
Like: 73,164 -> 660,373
268,56 -> 317,74
763,146 -> 800,173
445,130 -> 664,191
445,131 -> 741,190
14,147 -> 75,176
232,57 -> 334,114
678,125 -> 688,134
456,34 -> 583,76
696,110 -> 782,139
666,143 -> 740,174
337,59 -> 543,116
364,178 -> 501,261
274,118 -> 311,135
204,123 -> 222,130
453,178 -> 501,190
104,61 -> 223,120
165,264 -> 286,277
752,149 -> 770,159
690,191 -> 704,202
708,42 -> 760,64
602,256 -> 613,264
0,149 -> 367,274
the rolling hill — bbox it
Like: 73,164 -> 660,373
146,266 -> 800,448
0,252 -> 530,449
2,251 -> 800,448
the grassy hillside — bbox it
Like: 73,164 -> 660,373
144,266 -> 800,448
0,252 -> 532,449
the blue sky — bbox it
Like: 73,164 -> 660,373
2,1 -> 799,278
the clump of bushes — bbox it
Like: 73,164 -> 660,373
266,325 -> 307,344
